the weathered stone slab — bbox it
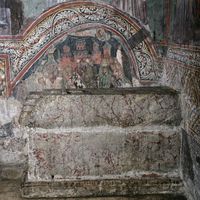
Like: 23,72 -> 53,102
20,195 -> 187,200
0,166 -> 24,180
20,90 -> 181,128
27,127 -> 180,181
0,181 -> 22,200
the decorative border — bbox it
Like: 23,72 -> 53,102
0,1 -> 158,96
0,55 -> 11,96
167,47 -> 200,68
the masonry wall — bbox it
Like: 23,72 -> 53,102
161,47 -> 200,200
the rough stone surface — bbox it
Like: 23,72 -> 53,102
0,87 -> 184,199
27,127 -> 180,181
21,196 -> 188,200
0,166 -> 24,180
20,92 -> 181,128
182,130 -> 200,200
22,176 -> 184,199
161,48 -> 200,200
0,127 -> 28,183
0,181 -> 22,200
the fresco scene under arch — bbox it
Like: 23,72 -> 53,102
15,28 -> 135,94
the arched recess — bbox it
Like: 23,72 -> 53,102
0,1 -> 159,96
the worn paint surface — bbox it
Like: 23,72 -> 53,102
0,58 -> 6,95
167,47 -> 200,67
0,1 -> 158,96
20,93 -> 181,128
28,127 -> 180,181
0,0 -> 23,35
20,29 -> 133,90
161,46 -> 200,200
0,88 -> 184,199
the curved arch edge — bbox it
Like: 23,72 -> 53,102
0,1 -> 158,96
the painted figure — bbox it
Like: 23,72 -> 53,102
92,42 -> 102,65
59,45 -> 77,89
110,59 -> 132,88
98,42 -> 113,88
77,58 -> 96,88
40,47 -> 61,90
0,59 -> 5,94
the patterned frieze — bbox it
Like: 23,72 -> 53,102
167,47 -> 200,68
0,56 -> 9,95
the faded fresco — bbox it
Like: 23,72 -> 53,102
163,48 -> 200,144
28,129 -> 180,181
0,58 -> 6,95
19,28 -> 133,92
0,8 -> 11,35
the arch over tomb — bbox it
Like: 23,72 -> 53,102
0,1 -> 159,96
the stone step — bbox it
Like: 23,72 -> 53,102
21,195 -> 188,200
22,174 -> 184,199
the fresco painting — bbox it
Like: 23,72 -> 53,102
20,28 -> 133,92
0,58 -> 6,95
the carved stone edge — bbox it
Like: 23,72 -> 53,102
21,175 -> 184,198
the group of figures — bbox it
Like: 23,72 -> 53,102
24,30 -> 132,91
58,41 -> 131,89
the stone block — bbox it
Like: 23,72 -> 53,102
0,150 -> 26,166
0,181 -> 22,200
27,127 -> 180,182
0,166 -> 24,180
20,90 -> 181,128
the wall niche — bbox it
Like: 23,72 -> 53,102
17,28 -> 134,94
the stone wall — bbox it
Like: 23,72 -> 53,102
160,45 -> 200,200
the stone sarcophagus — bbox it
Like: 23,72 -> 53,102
20,87 -> 183,198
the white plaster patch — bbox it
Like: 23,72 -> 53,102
0,97 -> 22,126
